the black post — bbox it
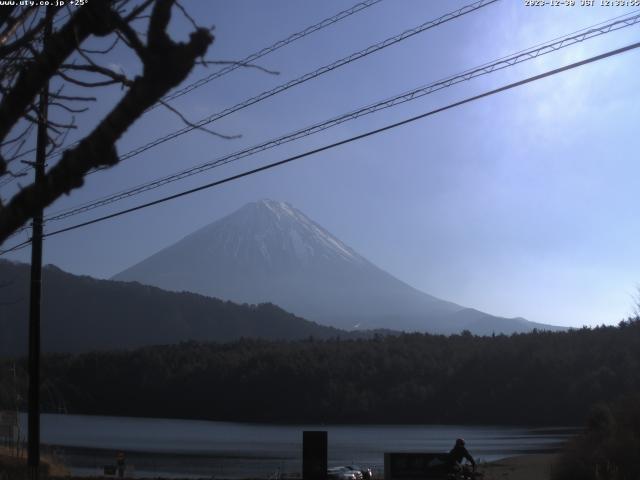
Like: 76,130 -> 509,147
28,9 -> 51,480
302,431 -> 327,480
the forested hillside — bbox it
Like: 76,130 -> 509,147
0,260 -> 348,356
2,319 -> 639,425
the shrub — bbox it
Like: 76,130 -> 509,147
553,394 -> 640,480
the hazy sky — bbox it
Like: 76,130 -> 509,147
2,0 -> 640,327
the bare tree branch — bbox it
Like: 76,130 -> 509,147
0,7 -> 35,47
0,0 -> 214,243
0,6 -> 17,32
175,1 -> 200,31
79,36 -> 120,55
113,17 -> 146,58
49,102 -> 89,114
49,93 -> 97,102
1,123 -> 32,148
158,99 -> 240,140
124,0 -> 156,22
56,69 -> 125,88
60,63 -> 133,86
0,1 -> 117,144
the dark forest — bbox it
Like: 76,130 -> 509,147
2,318 -> 639,426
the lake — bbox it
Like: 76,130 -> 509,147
18,413 -> 576,478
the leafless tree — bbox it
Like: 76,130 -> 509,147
0,0 -> 219,245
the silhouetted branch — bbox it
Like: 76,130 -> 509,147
0,0 -> 214,243
60,64 -> 133,87
158,99 -> 241,140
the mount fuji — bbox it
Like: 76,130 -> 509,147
113,200 -> 559,334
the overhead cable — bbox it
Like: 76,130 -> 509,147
92,0 -> 499,169
42,10 -> 640,224
0,0 -> 385,187
3,39 -> 638,255
156,0 -> 385,107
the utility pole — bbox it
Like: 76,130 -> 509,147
28,8 -> 52,480
12,362 -> 21,458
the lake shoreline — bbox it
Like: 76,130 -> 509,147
481,453 -> 559,480
1,448 -> 561,480
66,454 -> 561,480
12,413 -> 574,478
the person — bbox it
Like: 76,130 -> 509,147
116,451 -> 125,478
448,438 -> 475,472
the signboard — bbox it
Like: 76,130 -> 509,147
384,452 -> 450,480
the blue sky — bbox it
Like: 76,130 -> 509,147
2,0 -> 640,327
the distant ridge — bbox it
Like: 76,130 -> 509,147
0,259 -> 350,356
114,199 -> 562,335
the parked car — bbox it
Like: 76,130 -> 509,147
345,465 -> 372,480
328,467 -> 359,480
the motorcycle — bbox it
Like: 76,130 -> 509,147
446,463 -> 483,480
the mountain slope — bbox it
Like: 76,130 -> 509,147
114,200 -> 559,334
0,260 -> 348,357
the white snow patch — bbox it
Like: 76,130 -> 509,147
254,234 -> 272,264
257,199 -> 364,265
289,229 -> 311,262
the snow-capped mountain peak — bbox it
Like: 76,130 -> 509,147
225,199 -> 365,266
113,200 -> 554,335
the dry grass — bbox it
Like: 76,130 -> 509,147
0,445 -> 70,478
480,454 -> 558,480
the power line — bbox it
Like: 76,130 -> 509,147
41,10 -> 640,225
90,0 -> 498,170
3,38 -> 638,255
5,7 -> 640,244
0,237 -> 31,255
0,0 -> 385,187
2,0 -> 504,243
0,166 -> 27,188
12,0 -> 504,225
0,7 -> 84,188
155,0 -> 385,107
